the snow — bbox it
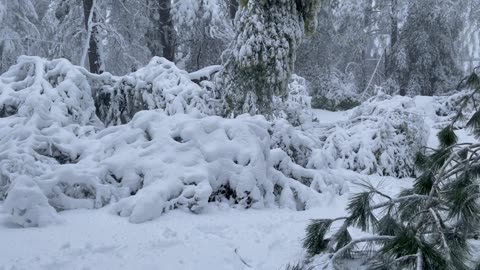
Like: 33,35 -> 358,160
1,56 -> 475,269
308,93 -> 429,178
0,175 -> 408,270
0,56 -> 349,227
0,93 -> 433,270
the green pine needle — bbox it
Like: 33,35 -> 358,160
444,172 -> 480,227
466,72 -> 480,89
413,171 -> 434,195
414,151 -> 428,171
376,214 -> 400,236
347,192 -> 377,231
335,227 -> 353,257
437,126 -> 457,148
303,219 -> 333,256
467,110 -> 480,139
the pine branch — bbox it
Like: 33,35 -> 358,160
329,236 -> 394,263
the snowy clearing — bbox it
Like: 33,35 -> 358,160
0,175 -> 411,270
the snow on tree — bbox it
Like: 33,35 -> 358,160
172,0 -> 233,71
216,0 -> 321,117
391,0 -> 464,96
91,57 -> 216,126
0,56 -> 349,227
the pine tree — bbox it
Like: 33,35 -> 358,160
216,0 -> 321,117
302,70 -> 480,269
391,0 -> 463,96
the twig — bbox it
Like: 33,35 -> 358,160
234,248 -> 252,268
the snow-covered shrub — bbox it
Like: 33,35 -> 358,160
274,74 -> 315,126
310,69 -> 360,111
0,56 -> 101,202
91,57 -> 216,126
107,112 -> 342,223
309,93 -> 429,178
0,56 -> 347,226
3,176 -> 61,227
270,119 -> 318,168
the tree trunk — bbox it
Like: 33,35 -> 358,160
158,0 -> 175,61
82,0 -> 103,74
386,0 -> 398,78
228,0 -> 238,21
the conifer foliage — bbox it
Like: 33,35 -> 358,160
216,0 -> 321,117
302,69 -> 480,269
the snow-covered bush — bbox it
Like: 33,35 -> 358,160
91,57 -> 216,126
309,93 -> 429,178
0,56 -> 347,227
0,56 -> 101,202
274,74 -> 315,126
310,69 -> 360,111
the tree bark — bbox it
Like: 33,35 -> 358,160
158,0 -> 175,61
386,0 -> 398,78
82,0 -> 103,74
228,0 -> 238,21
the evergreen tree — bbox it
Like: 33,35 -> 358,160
391,0 -> 463,96
217,0 -> 321,117
303,70 -> 480,269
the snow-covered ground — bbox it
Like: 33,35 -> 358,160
0,175 -> 410,270
0,100 -> 435,270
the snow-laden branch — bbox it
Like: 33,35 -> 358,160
329,236 -> 395,263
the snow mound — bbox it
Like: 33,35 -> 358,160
3,176 -> 62,227
91,57 -> 216,126
0,56 -> 347,227
309,93 -> 429,178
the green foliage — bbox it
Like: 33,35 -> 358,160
467,110 -> 480,139
334,227 -> 352,255
466,72 -> 480,90
412,171 -> 434,195
346,191 -> 377,231
438,126 -> 458,148
303,219 -> 333,256
376,214 -> 400,236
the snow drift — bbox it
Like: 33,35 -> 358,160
0,56 -> 348,227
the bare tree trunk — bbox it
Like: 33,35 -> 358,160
82,0 -> 103,74
158,0 -> 175,61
